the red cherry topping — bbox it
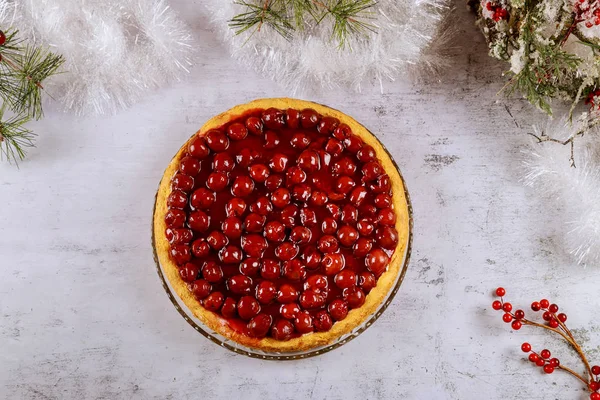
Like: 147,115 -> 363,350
271,188 -> 291,208
262,108 -> 286,130
375,226 -> 398,250
191,279 -> 212,300
374,194 -> 392,208
324,138 -> 344,156
264,130 -> 280,149
167,190 -> 188,209
294,311 -> 314,334
244,213 -> 266,233
248,314 -> 272,338
221,297 -> 237,319
334,270 -> 357,289
241,234 -> 268,257
212,152 -> 234,173
219,245 -> 243,264
203,292 -> 225,312
264,221 -> 286,242
343,287 -> 366,309
179,156 -> 201,176
246,116 -> 263,135
366,248 -> 389,276
256,281 -> 278,304
249,163 -> 270,182
358,272 -> 377,292
378,208 -> 396,226
283,260 -> 306,281
286,166 -> 307,185
341,204 -> 358,224
222,216 -> 242,239
332,123 -> 351,140
328,299 -> 349,321
299,289 -> 326,309
286,108 -> 301,129
290,226 -> 312,244
321,218 -> 338,235
304,274 -> 328,292
292,184 -> 312,202
237,296 -> 261,320
271,319 -> 294,340
310,191 -> 328,206
202,261 -> 223,283
275,242 -> 300,261
277,284 -> 299,303
335,176 -> 356,194
300,109 -> 320,128
179,263 -> 199,283
322,253 -> 345,275
332,157 -> 356,176
206,231 -> 228,250
261,259 -> 281,280
188,211 -> 210,232
280,204 -> 299,228
239,258 -> 260,277
191,239 -> 211,258
356,218 -> 374,236
297,149 -> 321,172
314,311 -> 333,332
172,174 -> 194,192
270,153 -> 289,173
167,228 -> 193,244
205,130 -> 229,152
318,235 -> 339,253
303,246 -> 322,270
349,187 -> 368,206
188,136 -> 210,159
337,225 -> 359,247
280,303 -> 301,319
227,122 -> 248,141
165,209 -> 186,228
326,204 -> 342,220
250,196 -> 274,216
265,174 -> 283,191
170,244 -> 191,265
291,132 -> 311,149
344,135 -> 363,153
231,176 -> 255,197
191,188 -> 216,209
357,145 -> 376,162
206,172 -> 229,192
236,148 -> 260,167
225,197 -> 246,217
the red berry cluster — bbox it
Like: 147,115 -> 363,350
491,287 -> 525,330
575,0 -> 600,28
586,89 -> 600,110
485,1 -> 509,21
592,366 -> 600,400
530,298 -> 567,329
520,343 -> 560,374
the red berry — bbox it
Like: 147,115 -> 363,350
286,166 -> 307,185
221,297 -> 237,319
317,116 -> 339,135
206,231 -> 228,250
313,311 -> 333,332
332,158 -> 357,176
188,136 -> 210,159
244,212 -> 266,233
549,358 -> 560,368
540,299 -> 549,309
495,287 -> 506,297
264,130 -> 280,149
205,129 -> 229,152
226,122 -> 248,141
324,138 -> 344,156
219,245 -> 243,264
511,320 -> 522,330
362,161 -> 384,181
303,274 -> 328,292
543,365 -> 554,374
248,314 -> 272,338
549,304 -> 559,313
294,311 -> 314,334
299,289 -> 326,309
271,188 -> 291,208
225,198 -> 246,217
206,172 -> 229,192
165,209 -> 186,228
170,244 -> 191,265
548,320 -> 559,329
270,153 -> 289,173
282,260 -> 306,281
179,263 -> 199,283
542,311 -> 552,321
227,275 -> 253,295
358,272 -> 377,293
291,132 -> 311,149
203,292 -> 225,312
514,309 -> 525,320
502,302 -> 512,312
591,382 -> 600,391
592,365 -> 600,375
540,349 -> 551,359
529,353 -> 539,362
591,393 -> 600,400
271,319 -> 294,341
297,149 -> 321,173
275,242 -> 300,261
328,299 -> 349,321
317,235 -> 339,254
357,218 -> 375,236
357,145 -> 376,162
188,211 -> 210,232
237,148 -> 260,167
353,237 -> 373,257
191,279 -> 212,300
502,313 -> 513,323
303,246 -> 322,270
374,194 -> 392,209
300,108 -> 320,128
167,190 -> 188,209
557,313 -> 567,323
521,342 -> 531,353
311,191 -> 328,206
277,284 -> 299,303
292,183 -> 312,203
237,296 -> 261,321
264,221 -> 286,243
290,226 -> 312,244
255,281 -> 277,304
341,204 -> 358,224
535,358 -> 545,367
280,303 -> 301,319
531,301 -> 541,311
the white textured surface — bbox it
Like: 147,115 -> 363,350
1,2 -> 599,399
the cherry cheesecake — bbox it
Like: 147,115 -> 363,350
153,98 -> 411,352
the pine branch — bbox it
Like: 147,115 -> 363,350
229,0 -> 377,47
0,27 -> 64,164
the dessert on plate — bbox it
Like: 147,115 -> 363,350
153,98 -> 411,352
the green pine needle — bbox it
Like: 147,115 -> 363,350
0,105 -> 35,165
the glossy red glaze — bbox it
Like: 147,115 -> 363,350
165,107 -> 397,340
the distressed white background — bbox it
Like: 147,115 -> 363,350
1,2 -> 599,399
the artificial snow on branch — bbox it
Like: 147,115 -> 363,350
205,0 -> 451,93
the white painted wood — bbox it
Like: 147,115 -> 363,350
2,3 -> 599,399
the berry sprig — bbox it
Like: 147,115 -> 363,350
492,287 -> 600,399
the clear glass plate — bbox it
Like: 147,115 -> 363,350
151,141 -> 413,360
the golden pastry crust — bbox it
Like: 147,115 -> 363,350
153,98 -> 411,352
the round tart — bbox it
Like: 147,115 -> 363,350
153,98 -> 411,353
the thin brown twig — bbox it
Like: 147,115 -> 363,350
558,365 -> 590,387
257,0 -> 271,32
527,131 -> 580,168
552,312 -> 594,379
1,55 -> 44,89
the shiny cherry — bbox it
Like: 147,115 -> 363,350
188,136 -> 210,159
227,122 -> 248,141
172,174 -> 194,192
206,172 -> 229,192
165,209 -> 186,228
202,261 -> 224,283
241,234 -> 268,257
313,311 -> 333,332
275,242 -> 299,261
191,239 -> 211,258
261,259 -> 281,280
167,190 -> 188,209
353,237 -> 373,257
212,152 -> 235,173
317,235 -> 339,254
334,270 -> 357,289
300,109 -> 320,128
291,133 -> 311,149
297,149 -> 321,172
283,260 -> 306,281
271,188 -> 291,208
206,231 -> 228,250
294,311 -> 314,334
245,116 -> 263,135
248,314 -> 272,338
286,109 -> 301,129
219,245 -> 243,264
366,248 -> 390,276
222,216 -> 242,239
358,272 -> 377,292
280,303 -> 301,319
203,292 -> 224,312
231,176 -> 255,197
328,299 -> 349,321
317,116 -> 339,135
277,284 -> 299,303
376,226 -> 399,250
265,174 -> 283,191
221,297 -> 238,319
170,244 -> 191,265
337,225 -> 359,247
299,289 -> 326,309
322,253 -> 345,275
179,156 -> 201,177
264,130 -> 280,149
179,263 -> 199,283
191,279 -> 212,300
256,281 -> 278,304
237,296 -> 261,321
264,221 -> 286,243
225,198 -> 246,217
244,213 -> 266,233
290,226 -> 312,244
191,188 -> 216,209
343,287 -> 366,309
188,211 -> 210,232
271,319 -> 294,341
205,129 -> 229,152
262,108 -> 286,130
249,164 -> 270,183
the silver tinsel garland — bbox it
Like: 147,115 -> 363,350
523,117 -> 600,266
204,0 -> 451,93
0,0 -> 194,116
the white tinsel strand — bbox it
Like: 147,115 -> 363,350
204,0 -> 450,93
523,117 -> 600,266
0,0 -> 194,116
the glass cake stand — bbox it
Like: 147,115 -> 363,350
151,143 -> 413,360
